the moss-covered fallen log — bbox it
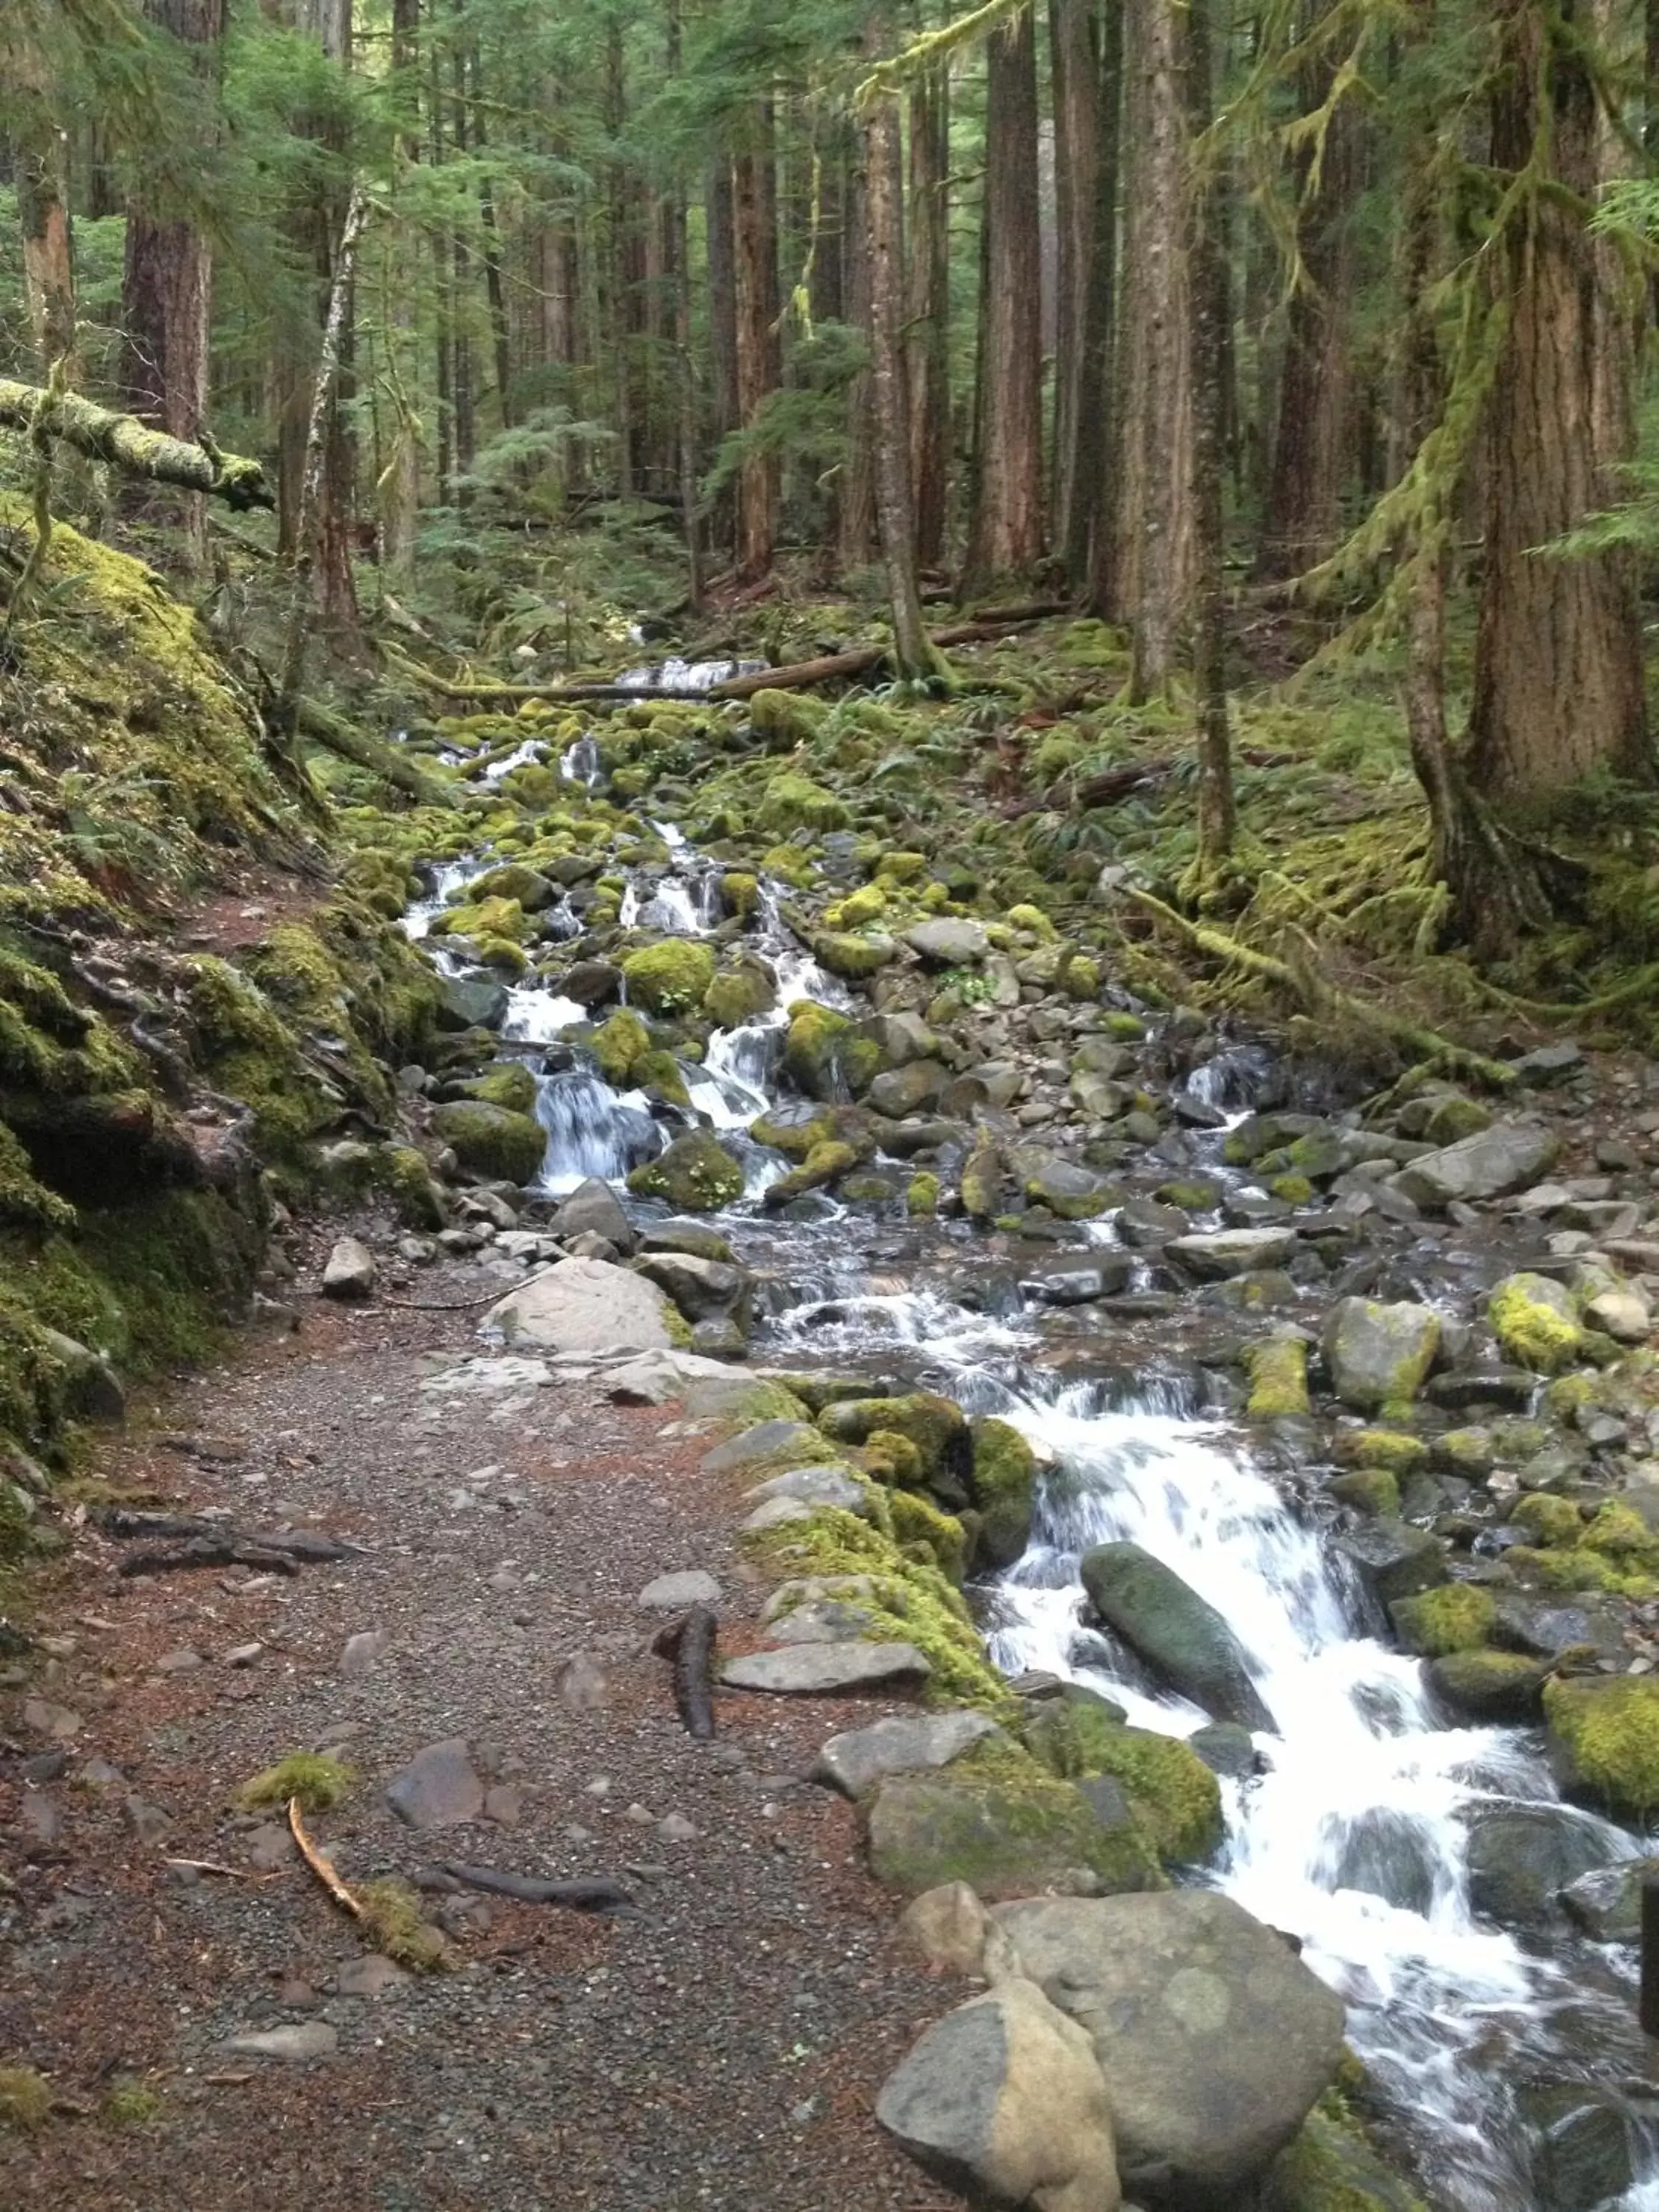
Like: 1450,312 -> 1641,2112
294,697 -> 457,808
0,380 -> 272,510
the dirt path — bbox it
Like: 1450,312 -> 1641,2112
0,1252 -> 959,2212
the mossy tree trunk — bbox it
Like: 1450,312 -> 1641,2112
905,59 -> 951,574
732,104 -> 782,585
1188,0 -> 1234,869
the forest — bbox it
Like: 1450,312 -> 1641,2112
12,4 -> 1659,2212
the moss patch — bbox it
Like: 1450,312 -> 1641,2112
1245,1335 -> 1311,1419
1389,1584 -> 1495,1657
1489,1273 -> 1585,1376
1544,1675 -> 1659,1818
358,1877 -> 458,1972
622,939 -> 717,1015
237,1752 -> 355,1815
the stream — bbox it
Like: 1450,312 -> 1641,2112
405,723 -> 1659,2211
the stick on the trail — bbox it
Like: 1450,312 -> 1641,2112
289,1798 -> 364,1917
439,1864 -> 636,1912
653,1603 -> 718,1739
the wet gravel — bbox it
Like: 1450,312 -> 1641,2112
0,1262 -> 959,2212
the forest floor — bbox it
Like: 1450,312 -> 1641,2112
0,1228 -> 958,2212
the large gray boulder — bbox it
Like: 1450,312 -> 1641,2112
993,1891 -> 1345,2209
720,1643 -> 931,1695
1335,1519 -> 1447,1609
1166,1228 -> 1297,1280
484,1257 -> 672,1354
876,1978 -> 1121,2212
1389,1119 -> 1559,1208
550,1177 -> 637,1253
904,917 -> 990,966
1464,1804 -> 1616,1927
867,1060 -> 949,1119
1321,1298 -> 1441,1413
633,1249 -> 749,1321
865,1757 -> 1161,1900
1080,1543 -> 1273,1732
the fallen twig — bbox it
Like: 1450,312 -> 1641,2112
165,1857 -> 272,1882
438,1863 -> 636,1913
652,1604 -> 718,1740
288,1798 -> 362,1917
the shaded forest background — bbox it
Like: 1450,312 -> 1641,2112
7,0 -> 1659,995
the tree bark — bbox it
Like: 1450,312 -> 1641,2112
1051,0 -> 1099,587
121,0 -> 226,570
706,157 -> 740,563
13,82 -> 79,386
864,21 -> 949,685
1466,0 -> 1649,810
1187,0 -> 1233,867
838,139 -> 878,576
1107,0 -> 1195,698
1256,45 -> 1362,580
732,105 -> 781,584
0,381 -> 270,507
963,9 -> 1046,592
905,61 -> 951,572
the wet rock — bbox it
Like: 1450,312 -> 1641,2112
1014,1152 -> 1121,1221
721,1643 -> 931,1695
639,1218 -> 734,1262
627,1129 -> 746,1212
1521,2084 -> 1638,2211
1321,1298 -> 1441,1413
1389,1119 -> 1559,1208
549,1178 -> 637,1253
866,1756 -> 1159,1899
1186,1723 -> 1260,1780
868,1061 -> 949,1119
1166,1228 -> 1298,1281
992,1891 -> 1345,2208
1559,1856 -> 1659,1941
1080,1541 -> 1275,1731
813,1711 -> 1004,1798
1426,1650 -> 1552,1722
1335,1518 -> 1448,1608
1464,1803 -> 1615,1926
438,975 -> 508,1032
1425,1367 -> 1537,1413
386,1738 -> 486,1829
967,1416 -> 1040,1573
744,1464 -> 870,1516
636,1570 -> 722,1610
1329,1808 -> 1439,1915
486,1258 -> 674,1355
1260,2102 -> 1428,2212
876,1978 -> 1121,2212
321,1238 -> 377,1301
559,958 -> 623,1009
1024,1258 -> 1135,1306
634,1250 -> 749,1326
1116,1197 -> 1191,1247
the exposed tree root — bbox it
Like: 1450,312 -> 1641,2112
1125,888 -> 1519,1090
288,1798 -> 362,1916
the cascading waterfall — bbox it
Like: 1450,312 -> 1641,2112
406,698 -> 1659,2210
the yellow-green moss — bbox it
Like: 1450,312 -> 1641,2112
888,1489 -> 969,1583
1489,1273 -> 1585,1376
431,1099 -> 547,1184
862,1428 -> 925,1484
591,1008 -> 650,1085
1245,1335 -> 1311,1419
1262,2089 -> 1428,2212
1511,1493 -> 1582,1548
0,2065 -> 52,2134
743,1506 -> 1012,1714
237,1751 -> 355,1815
1580,1499 -> 1659,1564
1337,1430 -> 1429,1474
720,871 -> 762,918
634,1048 -> 692,1109
627,1129 -> 745,1211
825,883 -> 888,928
906,1170 -> 941,1218
1545,1675 -> 1659,1817
1389,1584 -> 1495,1657
100,2079 -> 163,2129
358,1877 -> 457,1972
622,939 -> 717,1015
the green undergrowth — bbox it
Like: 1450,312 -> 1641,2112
358,1877 -> 456,1972
237,1750 -> 355,1814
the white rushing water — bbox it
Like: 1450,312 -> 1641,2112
406,717 -> 1659,2207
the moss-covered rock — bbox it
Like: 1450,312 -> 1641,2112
1245,1335 -> 1311,1419
1388,1584 -> 1496,1657
1580,1498 -> 1659,1565
861,1428 -> 925,1485
757,771 -> 851,835
762,1139 -> 860,1207
1427,1650 -> 1552,1722
1023,1698 -> 1224,1865
1325,1467 -> 1402,1517
627,1129 -> 745,1211
780,1002 -> 878,1101
703,961 -> 776,1029
1489,1272 -> 1585,1375
813,930 -> 900,979
906,1170 -> 940,1218
1261,2091 -> 1428,2211
825,883 -> 888,929
1335,1430 -> 1429,1474
1544,1675 -> 1659,1818
720,870 -> 762,919
621,939 -> 717,1015
590,1007 -> 651,1086
1512,1492 -> 1582,1548
384,1144 -> 446,1231
749,689 -> 829,747
634,1048 -> 692,1109
967,1415 -> 1038,1571
820,1392 -> 968,1482
889,1489 -> 969,1582
430,1100 -> 547,1184
432,893 -> 533,945
463,1062 -> 539,1113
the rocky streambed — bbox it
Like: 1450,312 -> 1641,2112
321,698 -> 1659,2212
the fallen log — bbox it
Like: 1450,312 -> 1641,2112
293,697 -> 456,809
0,380 -> 272,510
389,612 -> 1059,707
653,1603 -> 718,1740
438,1863 -> 636,1913
116,1539 -> 299,1578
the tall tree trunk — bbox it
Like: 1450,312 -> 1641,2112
864,24 -> 948,684
1256,44 -> 1362,580
905,62 -> 951,572
963,10 -> 1045,592
1107,0 -> 1194,698
838,140 -> 878,577
1081,0 -> 1125,605
379,0 -> 422,586
732,105 -> 781,585
121,0 -> 225,569
1466,0 -> 1649,812
470,48 -> 513,430
667,0 -> 700,605
706,158 -> 740,564
1051,0 -> 1099,587
13,77 -> 79,386
1186,0 -> 1233,868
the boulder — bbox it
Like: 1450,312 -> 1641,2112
968,1416 -> 1040,1572
385,1738 -> 484,1829
1166,1228 -> 1297,1281
627,1128 -> 746,1212
1560,1856 -> 1659,1942
437,973 -> 508,1032
1521,2084 -> 1638,2212
1080,1542 -> 1273,1731
1425,1650 -> 1551,1723
865,1753 -> 1161,1900
868,1060 -> 949,1119
897,1881 -> 996,1977
634,1250 -> 749,1321
639,1218 -> 734,1262
1389,1119 -> 1559,1208
1543,1675 -> 1659,1820
550,1177 -> 637,1253
1260,2103 -> 1427,2212
485,1258 -> 673,1355
321,1237 -> 377,1301
430,1099 -> 547,1184
1464,1803 -> 1616,1927
1334,1519 -> 1447,1609
1025,1260 -> 1137,1307
700,1419 -> 829,1474
1015,1153 -> 1121,1222
905,918 -> 991,966
745,1464 -> 870,1515
36,1328 -> 125,1422
720,1643 -> 931,1695
1321,1298 -> 1441,1413
1487,1271 -> 1584,1375
620,938 -> 717,1015
992,1891 -> 1345,2209
876,1978 -> 1121,2212
814,1711 -> 1004,1798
